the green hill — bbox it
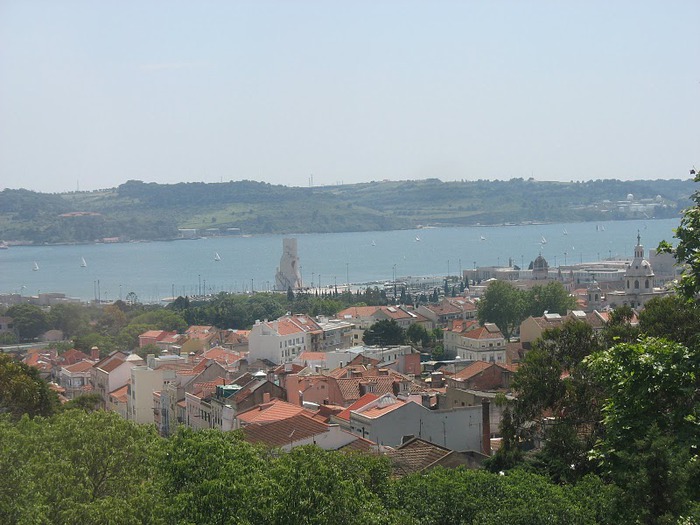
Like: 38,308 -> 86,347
0,178 -> 692,243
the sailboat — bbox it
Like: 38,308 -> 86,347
214,252 -> 221,262
371,240 -> 376,247
80,257 -> 87,268
563,228 -> 568,235
415,236 -> 421,242
540,236 -> 548,245
480,235 -> 486,241
33,261 -> 39,271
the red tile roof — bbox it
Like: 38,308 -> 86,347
451,361 -> 493,381
297,351 -> 327,361
335,393 -> 379,421
64,359 -> 96,373
237,399 -> 309,425
59,348 -> 90,365
109,384 -> 129,404
337,306 -> 381,319
460,325 -> 503,340
354,395 -> 406,419
242,413 -> 331,448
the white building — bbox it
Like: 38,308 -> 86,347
248,315 -> 321,364
347,393 -> 484,451
447,323 -> 506,363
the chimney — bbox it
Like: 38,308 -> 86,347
482,399 -> 491,456
90,346 -> 100,361
262,392 -> 271,403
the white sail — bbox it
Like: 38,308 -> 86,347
33,261 -> 39,271
81,257 -> 87,268
214,252 -> 221,261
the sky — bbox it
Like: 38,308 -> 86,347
0,1 -> 698,193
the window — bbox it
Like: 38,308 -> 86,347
635,280 -> 640,289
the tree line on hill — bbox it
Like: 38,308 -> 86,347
0,177 -> 693,242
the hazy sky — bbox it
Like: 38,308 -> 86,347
1,1 -> 698,193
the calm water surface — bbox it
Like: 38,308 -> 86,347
0,219 -> 678,303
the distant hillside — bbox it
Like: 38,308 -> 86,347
0,178 -> 692,243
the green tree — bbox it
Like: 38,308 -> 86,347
116,323 -> 156,351
129,308 -> 187,333
0,331 -> 18,344
406,323 -> 431,347
363,319 -> 406,346
658,168 -> 700,300
587,337 -> 700,523
96,304 -> 128,336
5,303 -> 49,341
1,410 -> 161,524
157,427 -> 268,524
601,304 -> 641,345
494,320 -> 605,481
47,303 -> 89,338
525,281 -> 576,317
61,392 -> 103,412
0,353 -> 59,419
639,295 -> 700,348
477,280 -> 525,339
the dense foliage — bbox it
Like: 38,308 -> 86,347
477,281 -> 576,339
0,177 -> 691,242
0,410 -> 637,525
489,300 -> 700,524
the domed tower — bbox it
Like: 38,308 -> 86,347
625,232 -> 654,306
532,254 -> 549,280
587,278 -> 602,312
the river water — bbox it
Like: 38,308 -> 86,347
0,218 -> 679,303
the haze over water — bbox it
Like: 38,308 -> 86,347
0,219 -> 678,303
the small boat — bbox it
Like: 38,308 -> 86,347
80,257 -> 87,268
214,252 -> 221,262
371,240 -> 376,247
33,261 -> 39,271
0,241 -> 8,250
415,236 -> 421,242
563,228 -> 568,235
540,236 -> 547,245
480,235 -> 486,241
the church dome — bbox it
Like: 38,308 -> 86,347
627,259 -> 654,277
532,255 -> 549,280
533,255 -> 548,270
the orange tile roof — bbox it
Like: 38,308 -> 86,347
297,351 -> 327,361
355,397 -> 406,419
378,306 -> 416,320
337,306 -> 381,319
335,393 -> 379,421
140,330 -> 164,338
64,360 -> 96,373
242,413 -> 332,448
452,361 -> 493,381
96,353 -> 127,373
237,399 -> 309,425
59,348 -> 90,365
109,384 -> 129,404
461,326 -> 503,340
23,352 -> 52,371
